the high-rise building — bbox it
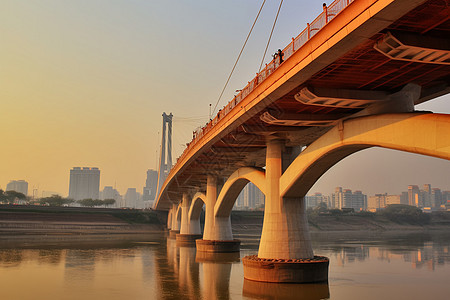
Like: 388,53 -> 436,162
6,180 -> 28,195
143,169 -> 158,206
431,188 -> 442,208
422,184 -> 432,207
408,185 -> 420,207
68,167 -> 100,200
401,192 -> 408,205
124,188 -> 141,208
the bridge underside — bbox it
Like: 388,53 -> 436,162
157,0 -> 450,210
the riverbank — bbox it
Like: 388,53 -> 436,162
2,205 -> 450,236
230,210 -> 450,235
0,205 -> 165,235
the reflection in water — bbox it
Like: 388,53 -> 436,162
179,246 -> 201,299
315,232 -> 450,271
0,249 -> 23,267
0,232 -> 449,299
243,280 -> 330,300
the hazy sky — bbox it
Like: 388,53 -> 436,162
1,1 -> 449,197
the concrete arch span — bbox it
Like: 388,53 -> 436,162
188,192 -> 206,221
281,113 -> 450,198
174,203 -> 182,230
214,167 -> 266,218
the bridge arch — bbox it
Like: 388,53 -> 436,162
214,167 -> 266,218
280,113 -> 450,198
188,192 -> 206,221
175,203 -> 182,229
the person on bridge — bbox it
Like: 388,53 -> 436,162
277,49 -> 284,64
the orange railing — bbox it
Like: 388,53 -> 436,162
172,0 -> 354,172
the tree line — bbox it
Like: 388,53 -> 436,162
0,190 -> 115,207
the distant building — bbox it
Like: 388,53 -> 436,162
408,185 -> 420,207
368,193 -> 387,212
422,184 -> 432,207
124,188 -> 141,208
305,192 -> 328,209
101,186 -> 122,207
234,183 -> 264,210
431,188 -> 442,208
6,180 -> 28,195
332,187 -> 367,211
143,169 -> 158,207
68,167 -> 100,200
400,192 -> 408,205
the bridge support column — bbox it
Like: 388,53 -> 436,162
167,209 -> 172,230
243,140 -> 328,283
169,203 -> 181,239
177,193 -> 202,246
196,175 -> 240,253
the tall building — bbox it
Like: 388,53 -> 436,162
124,188 -> 141,208
422,184 -> 432,207
6,180 -> 28,195
68,167 -> 100,200
408,185 -> 420,207
143,169 -> 158,205
431,188 -> 443,207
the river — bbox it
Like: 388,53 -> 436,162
0,231 -> 449,300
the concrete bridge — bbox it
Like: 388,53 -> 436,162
155,0 -> 450,283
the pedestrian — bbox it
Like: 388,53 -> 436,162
277,49 -> 284,64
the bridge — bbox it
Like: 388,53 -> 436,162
154,0 -> 450,283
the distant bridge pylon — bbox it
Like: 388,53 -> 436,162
155,112 -> 173,203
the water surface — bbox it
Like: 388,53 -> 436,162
0,232 -> 449,300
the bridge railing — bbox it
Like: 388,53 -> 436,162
173,0 -> 355,171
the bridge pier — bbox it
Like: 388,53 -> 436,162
167,209 -> 172,231
243,140 -> 328,283
177,193 -> 202,246
196,175 -> 240,253
169,203 -> 181,239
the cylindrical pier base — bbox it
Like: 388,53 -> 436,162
168,230 -> 180,239
243,255 -> 329,283
175,233 -> 202,246
196,239 -> 241,253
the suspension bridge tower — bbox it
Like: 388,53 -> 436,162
155,112 -> 173,202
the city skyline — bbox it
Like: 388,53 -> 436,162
1,1 -> 450,197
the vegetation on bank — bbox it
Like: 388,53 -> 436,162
0,204 -> 164,225
0,189 -> 26,204
0,191 -> 117,208
307,204 -> 439,226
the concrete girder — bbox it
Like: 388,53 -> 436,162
281,112 -> 450,199
214,167 -> 266,218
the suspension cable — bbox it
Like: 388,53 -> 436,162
211,0 -> 267,116
258,0 -> 284,73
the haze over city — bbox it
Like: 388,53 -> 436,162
1,1 -> 449,198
